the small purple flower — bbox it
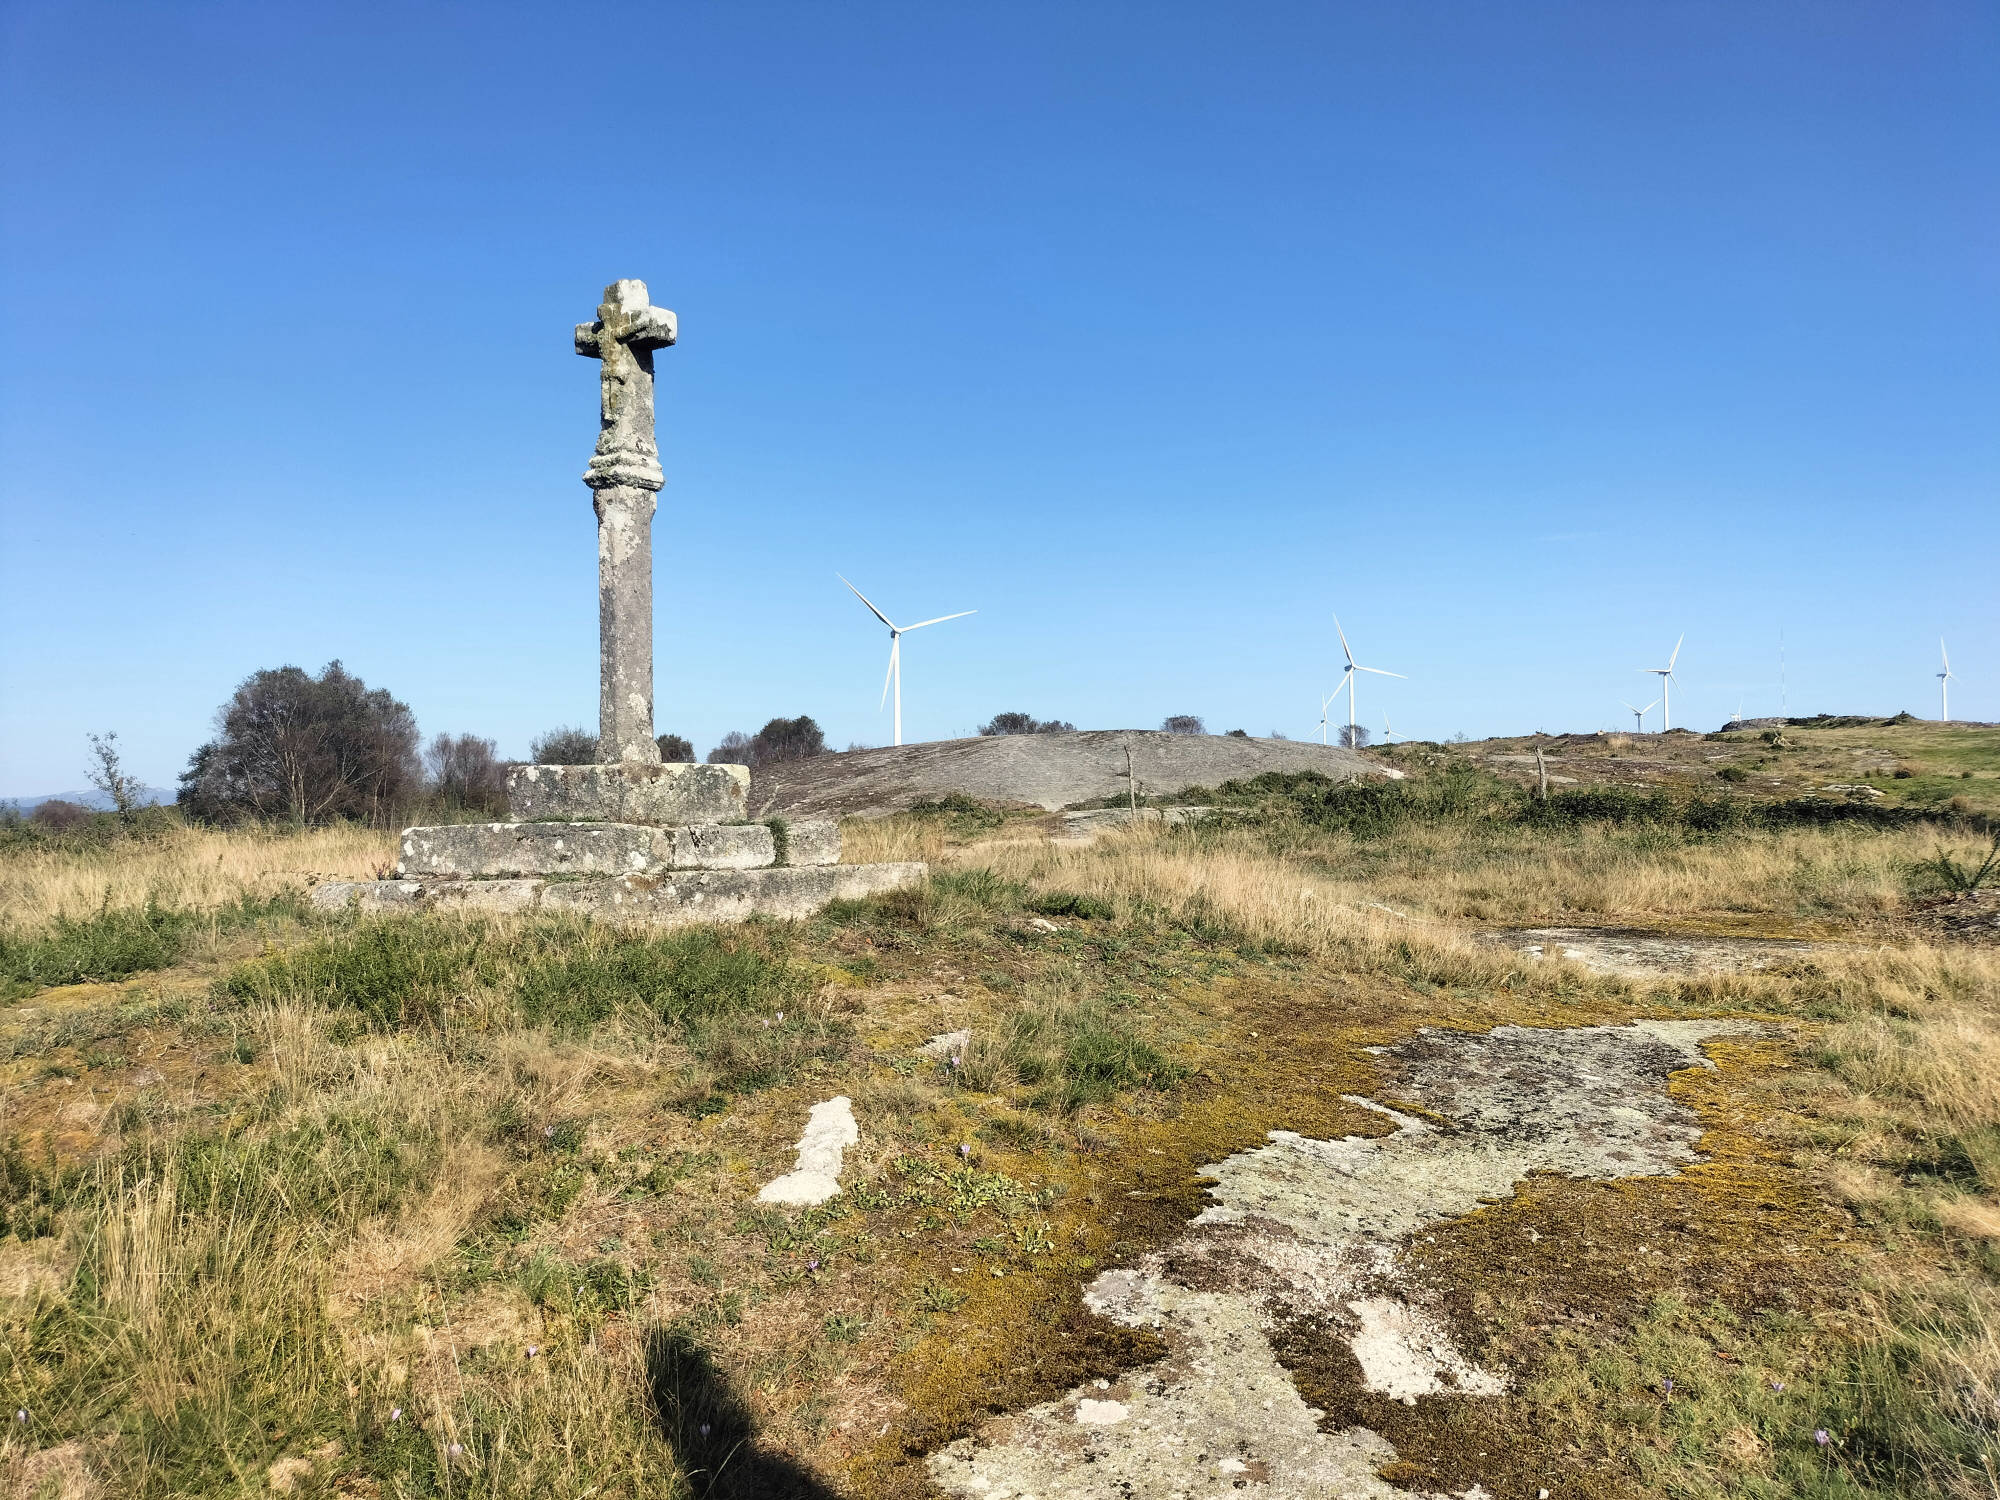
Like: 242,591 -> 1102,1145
699,1423 -> 711,1438
948,1054 -> 961,1069
526,1344 -> 540,1359
775,1012 -> 784,1022
1662,1378 -> 1674,1396
390,1407 -> 403,1422
15,1409 -> 25,1424
959,1143 -> 971,1158
1771,1380 -> 1785,1392
543,1126 -> 555,1139
1815,1429 -> 1831,1447
808,1257 -> 820,1271
446,1442 -> 464,1460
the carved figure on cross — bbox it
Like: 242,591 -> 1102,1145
576,279 -> 676,492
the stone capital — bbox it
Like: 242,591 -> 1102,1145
584,451 -> 666,491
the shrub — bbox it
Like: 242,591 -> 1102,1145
532,726 -> 599,765
30,798 -> 91,832
1338,724 -> 1373,749
656,733 -> 694,762
1160,715 -> 1205,735
708,717 -> 827,768
979,712 -> 1076,736
179,661 -> 422,826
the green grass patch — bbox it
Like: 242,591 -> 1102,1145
2,892 -> 305,1002
956,982 -> 1182,1114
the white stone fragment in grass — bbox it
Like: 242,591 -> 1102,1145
757,1096 -> 858,1207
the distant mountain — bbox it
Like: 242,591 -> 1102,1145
3,786 -> 175,813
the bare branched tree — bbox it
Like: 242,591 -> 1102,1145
86,731 -> 145,813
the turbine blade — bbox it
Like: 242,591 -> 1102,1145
879,639 -> 897,710
1669,633 -> 1684,669
1333,614 -> 1355,667
1941,639 -> 1950,671
901,610 -> 977,631
838,574 -> 896,631
1356,667 -> 1407,679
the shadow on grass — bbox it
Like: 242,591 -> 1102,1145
646,1328 -> 842,1499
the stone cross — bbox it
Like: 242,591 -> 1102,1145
576,279 -> 677,765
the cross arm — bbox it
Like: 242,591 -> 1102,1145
575,306 -> 678,358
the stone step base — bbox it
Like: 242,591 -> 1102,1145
398,818 -> 838,878
506,762 -> 748,825
309,861 -> 925,926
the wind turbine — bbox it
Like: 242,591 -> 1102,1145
1620,698 -> 1659,733
1332,614 -> 1405,747
838,576 -> 974,747
1642,634 -> 1684,731
1938,640 -> 1954,723
1318,690 -> 1341,745
1382,714 -> 1394,744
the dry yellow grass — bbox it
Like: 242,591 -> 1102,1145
0,823 -> 394,929
6,809 -> 1999,1496
965,816 -> 1937,933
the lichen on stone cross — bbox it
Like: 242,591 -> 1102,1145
576,279 -> 677,765
575,279 -> 677,492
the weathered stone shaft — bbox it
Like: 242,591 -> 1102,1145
595,482 -> 658,763
576,278 -> 676,766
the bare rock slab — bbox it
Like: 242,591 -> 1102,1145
400,821 -> 776,878
506,762 -> 748,825
308,862 -> 925,926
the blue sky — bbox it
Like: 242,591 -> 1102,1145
3,1 -> 1994,793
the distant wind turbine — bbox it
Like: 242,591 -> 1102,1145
1318,690 -> 1341,745
1332,614 -> 1405,746
1621,698 -> 1659,733
838,575 -> 974,747
1383,714 -> 1394,744
1938,639 -> 1954,723
1642,634 -> 1684,731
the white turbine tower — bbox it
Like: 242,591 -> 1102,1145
1621,698 -> 1660,733
1642,634 -> 1684,731
1938,640 -> 1954,723
838,575 -> 974,747
1333,615 -> 1405,747
1318,690 -> 1341,745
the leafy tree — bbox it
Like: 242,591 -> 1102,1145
425,733 -> 507,815
656,733 -> 694,762
1160,715 -> 1206,735
706,731 -> 751,765
178,661 -> 421,826
978,712 -> 1076,736
531,726 -> 598,765
86,731 -> 146,812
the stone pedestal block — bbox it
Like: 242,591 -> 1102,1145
778,818 -> 841,866
308,862 -> 925,927
507,762 -> 748,825
400,821 -> 776,879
